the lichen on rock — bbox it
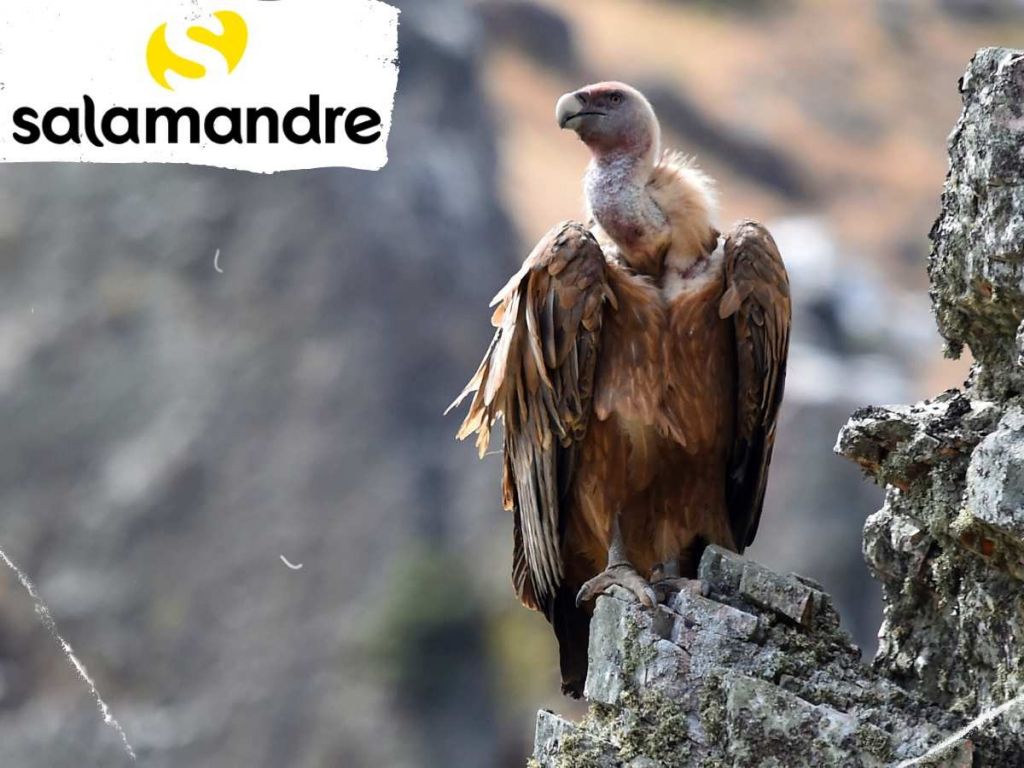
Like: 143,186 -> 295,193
833,47 -> 1024,765
930,48 -> 1024,398
533,548 -> 973,767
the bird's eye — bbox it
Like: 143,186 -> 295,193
609,93 -> 623,105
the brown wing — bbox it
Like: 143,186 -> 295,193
448,221 -> 612,614
718,220 -> 791,551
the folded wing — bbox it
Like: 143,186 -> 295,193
449,221 -> 612,614
719,221 -> 791,551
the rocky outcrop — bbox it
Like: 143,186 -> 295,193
533,47 -> 1024,768
837,46 -> 1024,755
929,48 -> 1024,398
532,548 -> 972,767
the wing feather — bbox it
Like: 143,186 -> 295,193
450,221 -> 609,613
719,220 -> 791,551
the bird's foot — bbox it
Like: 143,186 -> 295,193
576,563 -> 657,609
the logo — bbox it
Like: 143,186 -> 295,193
146,11 -> 248,91
0,0 -> 399,173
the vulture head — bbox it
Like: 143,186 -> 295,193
556,81 -> 660,160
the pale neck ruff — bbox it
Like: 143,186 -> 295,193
585,153 -> 649,217
589,150 -> 650,184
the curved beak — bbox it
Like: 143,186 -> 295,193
556,91 -> 606,130
556,92 -> 582,129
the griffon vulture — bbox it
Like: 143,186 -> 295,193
449,82 -> 791,697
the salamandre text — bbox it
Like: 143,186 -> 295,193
12,95 -> 382,146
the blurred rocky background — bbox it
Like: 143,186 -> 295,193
0,1 -> 1021,766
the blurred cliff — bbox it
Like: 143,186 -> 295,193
0,1 -> 1021,766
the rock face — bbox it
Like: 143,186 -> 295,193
838,46 -> 1024,749
533,47 -> 1024,768
929,48 -> 1024,398
533,549 -> 971,767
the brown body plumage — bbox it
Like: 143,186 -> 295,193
450,83 -> 791,696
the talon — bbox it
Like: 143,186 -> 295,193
576,563 -> 656,609
640,585 -> 657,609
574,582 -> 589,608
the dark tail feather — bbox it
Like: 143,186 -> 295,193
549,585 -> 591,698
